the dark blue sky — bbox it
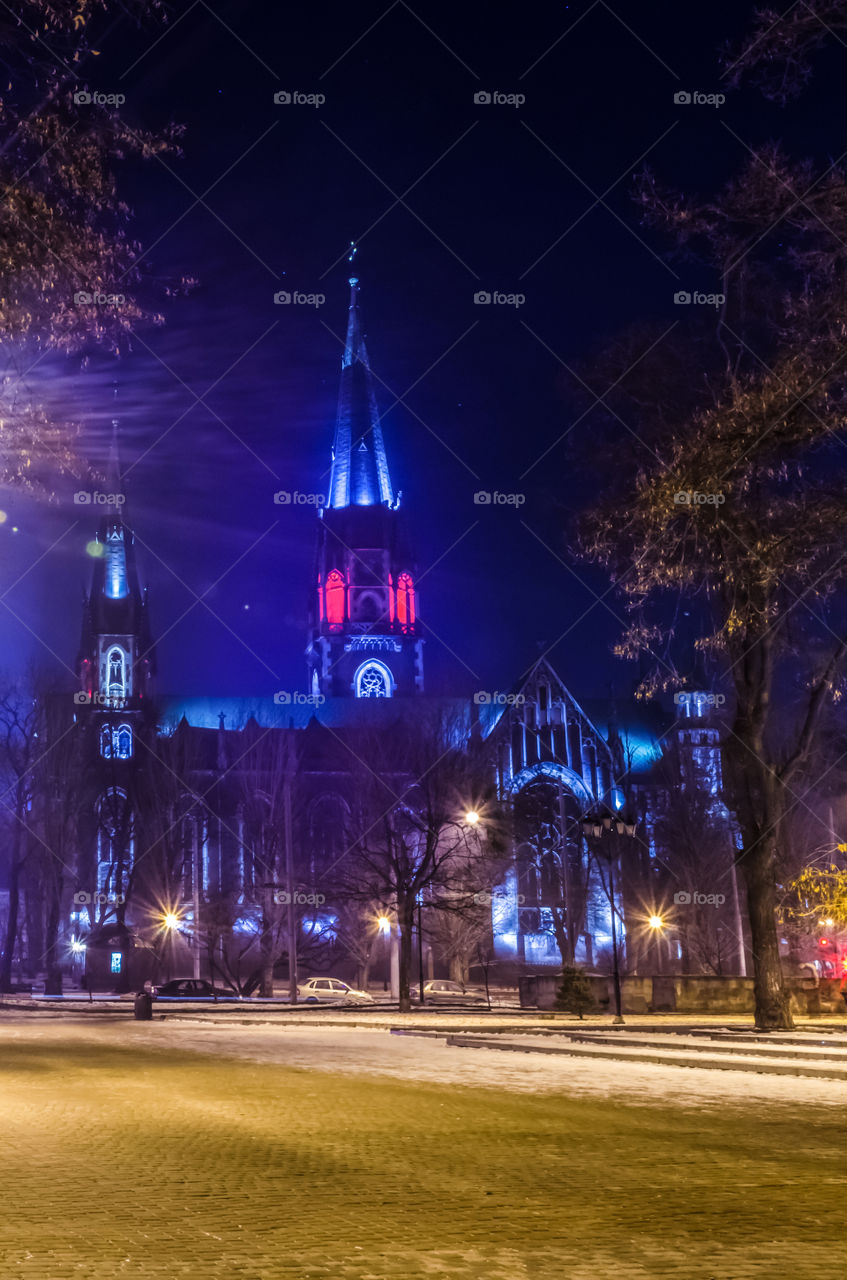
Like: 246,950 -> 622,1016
3,0 -> 839,700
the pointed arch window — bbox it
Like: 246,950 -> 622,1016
99,722 -> 133,759
106,646 -> 127,700
325,570 -> 345,631
105,530 -> 128,600
355,659 -> 393,698
397,572 -> 415,632
115,724 -> 133,759
95,787 -> 132,899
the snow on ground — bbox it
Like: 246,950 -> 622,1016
4,1014 -> 847,1111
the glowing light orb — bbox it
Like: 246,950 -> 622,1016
465,810 -> 480,826
86,540 -> 105,558
648,915 -> 664,930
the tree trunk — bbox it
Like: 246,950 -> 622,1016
739,835 -> 793,1030
0,851 -> 22,991
259,893 -> 274,997
44,870 -> 63,995
0,796 -> 26,992
398,897 -> 415,1012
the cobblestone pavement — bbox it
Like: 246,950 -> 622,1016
0,1020 -> 844,1279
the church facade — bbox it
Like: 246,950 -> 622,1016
63,278 -> 739,993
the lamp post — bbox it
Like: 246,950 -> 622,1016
162,910 -> 180,983
582,808 -> 637,1025
416,892 -> 425,1005
378,915 -> 391,992
648,914 -> 665,975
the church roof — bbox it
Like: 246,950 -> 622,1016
157,694 -> 471,735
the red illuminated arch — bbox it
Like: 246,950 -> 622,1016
325,570 -> 345,630
397,572 -> 415,631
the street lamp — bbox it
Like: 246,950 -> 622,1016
648,915 -> 664,931
582,807 -> 638,1025
465,810 -> 481,826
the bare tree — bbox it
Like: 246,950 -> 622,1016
340,707 -> 503,1012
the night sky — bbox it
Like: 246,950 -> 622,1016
5,0 -> 842,700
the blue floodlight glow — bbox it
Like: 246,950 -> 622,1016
105,531 -> 129,599
302,913 -> 338,937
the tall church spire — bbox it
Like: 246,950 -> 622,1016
327,277 -> 395,509
307,273 -> 423,699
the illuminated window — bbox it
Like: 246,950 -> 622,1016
100,723 -> 133,759
325,570 -> 345,630
106,647 -> 127,699
110,952 -> 122,974
355,660 -> 392,698
105,531 -> 128,600
115,724 -> 133,759
397,572 -> 415,631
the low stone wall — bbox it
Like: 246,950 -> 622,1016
518,972 -> 847,1016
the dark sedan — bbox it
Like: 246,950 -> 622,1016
151,978 -> 238,1000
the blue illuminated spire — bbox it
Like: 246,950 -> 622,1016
327,276 -> 395,509
103,419 -> 129,600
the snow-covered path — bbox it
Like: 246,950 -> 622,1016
6,1015 -> 847,1110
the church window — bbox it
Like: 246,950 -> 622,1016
325,570 -> 345,630
105,531 -> 128,600
115,724 -> 133,759
106,646 -> 127,700
397,572 -> 415,631
355,659 -> 392,698
100,724 -> 112,759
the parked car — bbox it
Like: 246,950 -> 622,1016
416,979 -> 489,1005
297,977 -> 374,1004
152,978 -> 237,999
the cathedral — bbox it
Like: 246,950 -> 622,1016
64,276 -> 739,994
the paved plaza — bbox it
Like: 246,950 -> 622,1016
1,1014 -> 846,1279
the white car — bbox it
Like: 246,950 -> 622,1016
418,979 -> 489,1004
297,977 -> 374,1004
